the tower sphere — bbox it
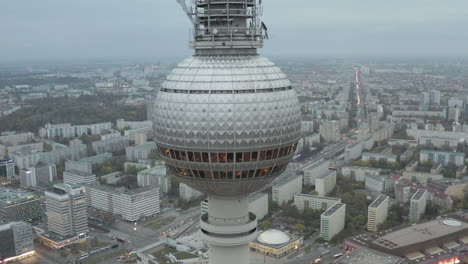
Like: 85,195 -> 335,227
152,0 -> 301,198
153,55 -> 301,197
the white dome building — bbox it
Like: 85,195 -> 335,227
250,229 -> 302,259
152,1 -> 301,264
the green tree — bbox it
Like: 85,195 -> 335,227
260,220 -> 271,230
293,224 -> 305,234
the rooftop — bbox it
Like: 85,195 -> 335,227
274,174 -> 301,188
372,219 -> 468,250
316,170 -> 336,180
369,196 -> 388,208
322,203 -> 345,217
334,248 -> 405,264
294,193 -> 341,202
0,188 -> 39,206
411,189 -> 426,201
86,182 -> 158,195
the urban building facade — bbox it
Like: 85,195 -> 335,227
293,193 -> 341,212
419,150 -> 465,166
367,196 -> 389,232
45,184 -> 88,237
272,174 -> 303,205
409,189 -> 427,223
315,171 -> 336,196
20,163 -> 57,187
0,159 -> 15,179
0,221 -> 34,262
86,183 -> 160,222
320,203 -> 346,241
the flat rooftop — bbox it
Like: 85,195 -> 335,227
372,219 -> 468,250
0,187 -> 38,206
412,189 -> 426,201
370,196 -> 388,208
322,203 -> 345,217
294,193 -> 341,202
274,174 -> 301,188
334,248 -> 405,264
316,171 -> 335,180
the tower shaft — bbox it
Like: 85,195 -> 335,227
200,197 -> 257,264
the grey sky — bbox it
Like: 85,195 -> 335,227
1,0 -> 468,61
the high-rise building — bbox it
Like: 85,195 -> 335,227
272,174 -> 303,205
315,171 -> 336,196
179,183 -> 203,201
367,196 -> 389,232
0,158 -> 15,179
0,221 -> 34,262
152,1 -> 301,263
137,165 -> 169,193
45,184 -> 88,238
320,203 -> 346,241
429,90 -> 440,105
419,92 -> 430,111
409,189 -> 427,223
320,120 -> 340,142
20,163 -> 57,187
0,188 -> 41,222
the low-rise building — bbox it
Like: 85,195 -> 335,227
293,193 -> 341,212
249,229 -> 302,259
272,174 -> 303,205
320,203 -> 346,241
0,188 -> 41,222
367,196 -> 389,232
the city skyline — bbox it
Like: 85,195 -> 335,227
2,0 -> 468,61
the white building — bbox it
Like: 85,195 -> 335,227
180,183 -> 203,201
137,165 -> 169,194
409,189 -> 427,223
341,166 -> 380,182
293,194 -> 341,212
315,171 -> 336,196
0,132 -> 34,147
125,142 -> 157,161
320,203 -> 346,241
272,174 -> 303,205
39,122 -> 111,139
320,120 -> 340,143
344,141 -> 363,162
92,135 -> 129,154
419,150 -> 465,166
418,136 -> 464,150
303,161 -> 328,186
362,152 -> 397,163
20,164 -> 57,187
86,183 -> 160,222
367,196 -> 389,232
45,184 -> 88,237
365,175 -> 393,193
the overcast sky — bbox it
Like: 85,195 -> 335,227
1,0 -> 468,61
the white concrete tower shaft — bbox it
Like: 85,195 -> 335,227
200,197 -> 257,264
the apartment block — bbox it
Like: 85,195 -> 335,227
367,196 -> 389,232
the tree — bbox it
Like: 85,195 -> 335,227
293,224 -> 305,234
260,220 -> 271,230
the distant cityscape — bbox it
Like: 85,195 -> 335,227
0,56 -> 467,264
